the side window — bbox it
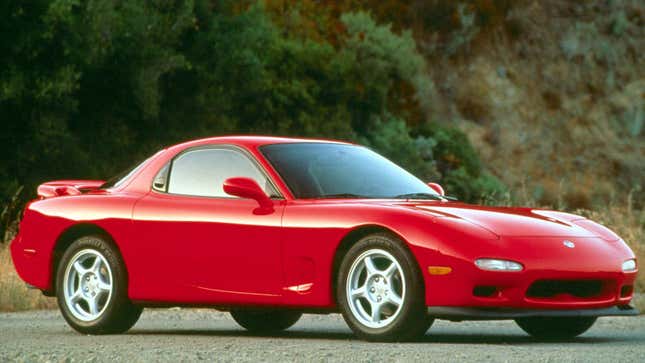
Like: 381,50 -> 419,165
166,148 -> 274,198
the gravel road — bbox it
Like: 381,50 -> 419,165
1,309 -> 644,362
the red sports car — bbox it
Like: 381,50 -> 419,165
11,136 -> 638,341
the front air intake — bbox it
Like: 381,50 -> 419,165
621,285 -> 633,297
526,280 -> 603,299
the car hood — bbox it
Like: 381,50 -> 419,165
399,202 -> 596,238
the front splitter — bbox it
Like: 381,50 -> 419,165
427,305 -> 639,320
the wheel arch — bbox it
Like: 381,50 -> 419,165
49,223 -> 123,295
331,224 -> 425,305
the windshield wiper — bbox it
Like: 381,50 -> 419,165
392,192 -> 445,200
318,192 -> 457,200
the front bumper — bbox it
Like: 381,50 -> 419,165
428,304 -> 639,320
417,236 -> 637,309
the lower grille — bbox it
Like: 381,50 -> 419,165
526,280 -> 603,298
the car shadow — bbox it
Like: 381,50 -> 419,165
419,333 -> 622,345
127,328 -> 353,341
125,328 -> 630,345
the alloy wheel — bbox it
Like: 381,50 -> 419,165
345,249 -> 406,329
63,249 -> 113,321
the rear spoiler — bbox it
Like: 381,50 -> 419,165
37,180 -> 105,199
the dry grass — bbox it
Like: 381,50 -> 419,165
0,244 -> 56,312
633,294 -> 645,313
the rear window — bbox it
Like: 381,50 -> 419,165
101,150 -> 163,189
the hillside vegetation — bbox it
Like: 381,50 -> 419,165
430,0 -> 644,210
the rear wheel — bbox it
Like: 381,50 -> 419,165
230,310 -> 302,333
56,235 -> 142,334
337,233 -> 432,342
515,317 -> 597,339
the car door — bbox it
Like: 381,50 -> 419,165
130,145 -> 285,305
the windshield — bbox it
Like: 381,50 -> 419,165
260,143 -> 440,199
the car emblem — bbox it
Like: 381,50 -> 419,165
563,240 -> 575,248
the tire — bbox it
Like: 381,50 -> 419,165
515,317 -> 597,339
230,310 -> 302,333
56,235 -> 142,334
337,233 -> 432,342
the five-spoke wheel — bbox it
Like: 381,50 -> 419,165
337,233 -> 432,341
63,249 -> 113,321
56,235 -> 142,334
346,249 -> 405,329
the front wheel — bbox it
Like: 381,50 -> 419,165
56,235 -> 142,334
337,233 -> 432,342
230,310 -> 302,333
515,317 -> 597,339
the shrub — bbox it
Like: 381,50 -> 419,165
360,115 -> 440,183
337,11 -> 436,131
418,123 -> 506,201
363,119 -> 507,203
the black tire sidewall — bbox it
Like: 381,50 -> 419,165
230,310 -> 302,332
515,317 -> 597,339
56,235 -> 133,334
337,233 -> 430,341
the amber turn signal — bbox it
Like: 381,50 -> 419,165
428,266 -> 452,275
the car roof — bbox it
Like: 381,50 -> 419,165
168,135 -> 353,151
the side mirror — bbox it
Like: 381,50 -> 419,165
427,182 -> 445,196
223,177 -> 273,210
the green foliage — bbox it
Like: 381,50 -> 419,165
0,1 -> 503,239
441,167 -> 506,203
338,12 -> 435,122
412,124 -> 506,201
330,0 -> 518,56
188,4 -> 353,137
360,115 -> 439,183
362,118 -> 507,202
